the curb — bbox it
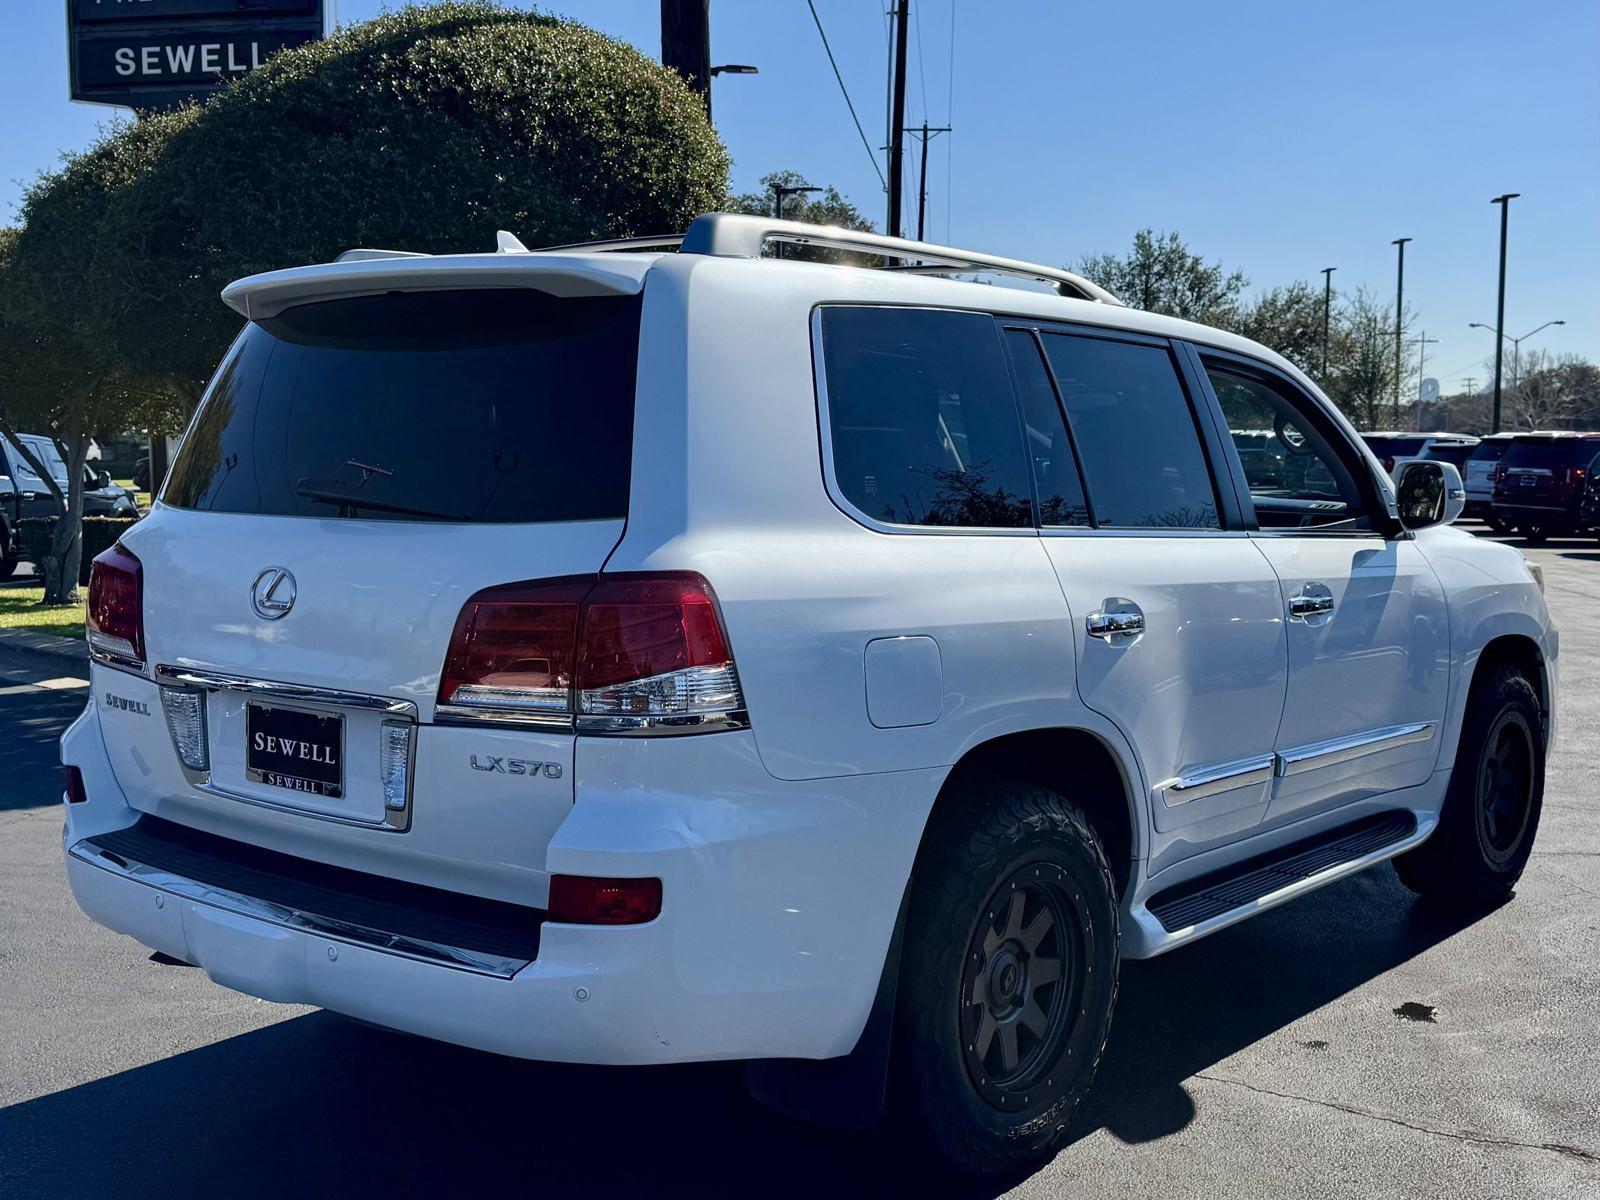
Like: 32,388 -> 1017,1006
0,626 -> 90,663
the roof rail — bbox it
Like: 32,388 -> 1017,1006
335,247 -> 431,263
678,213 -> 1124,305
534,233 -> 688,255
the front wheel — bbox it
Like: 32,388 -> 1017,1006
1393,665 -> 1545,906
893,778 -> 1120,1176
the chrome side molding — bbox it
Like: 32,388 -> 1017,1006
69,839 -> 529,980
1275,722 -> 1436,777
1158,754 -> 1275,807
154,665 -> 420,719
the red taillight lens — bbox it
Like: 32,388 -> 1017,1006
436,571 -> 745,732
86,543 -> 144,667
64,766 -> 87,804
1382,456 -> 1396,473
548,874 -> 662,925
437,576 -> 591,715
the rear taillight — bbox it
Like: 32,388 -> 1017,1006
548,874 -> 662,925
63,766 -> 87,805
86,543 -> 144,670
436,572 -> 747,734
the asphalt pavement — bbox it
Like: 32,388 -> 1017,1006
1,529 -> 1597,1199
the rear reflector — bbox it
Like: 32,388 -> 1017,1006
87,543 -> 144,670
64,766 -> 87,805
437,572 -> 746,734
547,875 -> 662,925
379,721 -> 413,811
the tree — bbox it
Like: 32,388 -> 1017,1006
0,229 -> 174,602
1507,354 -> 1600,431
722,170 -> 878,265
1074,229 -> 1248,326
12,2 -> 730,407
1233,281 -> 1329,381
1320,289 -> 1411,431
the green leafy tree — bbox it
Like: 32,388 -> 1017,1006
1074,229 -> 1248,326
13,2 -> 730,407
1508,353 -> 1600,431
0,229 -> 174,601
1234,281 -> 1328,380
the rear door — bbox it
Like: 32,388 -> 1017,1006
101,286 -> 643,889
1005,325 -> 1287,869
1196,352 -> 1448,823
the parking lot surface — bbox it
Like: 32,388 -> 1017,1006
2,529 -> 1597,1199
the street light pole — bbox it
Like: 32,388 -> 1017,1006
1391,237 -> 1411,425
1489,193 -> 1519,433
772,183 -> 823,220
1320,266 -> 1336,378
1469,318 -> 1565,397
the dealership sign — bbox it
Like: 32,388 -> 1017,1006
68,0 -> 328,111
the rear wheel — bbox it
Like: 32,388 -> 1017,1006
893,777 -> 1119,1176
1393,665 -> 1544,906
0,549 -> 16,581
1520,522 -> 1551,543
1484,514 -> 1512,535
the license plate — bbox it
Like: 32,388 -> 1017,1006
246,702 -> 344,798
1517,474 -> 1538,488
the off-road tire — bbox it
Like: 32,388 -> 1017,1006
1393,665 -> 1544,905
893,777 -> 1119,1176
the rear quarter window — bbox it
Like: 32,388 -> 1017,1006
164,289 -> 641,524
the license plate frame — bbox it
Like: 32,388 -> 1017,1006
245,701 -> 345,799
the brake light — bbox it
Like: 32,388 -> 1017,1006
87,543 -> 144,669
1382,456 -> 1395,473
64,766 -> 87,805
437,571 -> 746,734
548,874 -> 662,924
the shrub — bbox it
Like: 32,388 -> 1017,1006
16,517 -> 140,586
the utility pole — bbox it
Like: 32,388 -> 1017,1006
1391,237 -> 1411,425
1413,332 -> 1439,429
909,121 -> 951,241
886,0 -> 910,238
1320,266 -> 1337,377
661,0 -> 712,117
1489,193 -> 1519,433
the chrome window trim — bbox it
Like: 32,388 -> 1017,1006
1275,722 -> 1436,778
154,665 -> 420,719
68,838 -> 529,979
1157,754 -> 1276,807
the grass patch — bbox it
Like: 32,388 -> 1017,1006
0,587 -> 86,640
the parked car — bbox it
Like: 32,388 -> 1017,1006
0,434 -> 139,579
1360,431 -> 1479,477
60,215 -> 1556,1176
1490,432 -> 1600,541
1461,432 -> 1520,527
1579,463 -> 1600,540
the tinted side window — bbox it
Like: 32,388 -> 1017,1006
1004,330 -> 1089,527
820,307 -> 1034,528
1039,334 -> 1219,530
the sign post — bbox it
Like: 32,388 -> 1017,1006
68,0 -> 328,112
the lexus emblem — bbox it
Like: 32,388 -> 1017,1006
250,567 -> 297,620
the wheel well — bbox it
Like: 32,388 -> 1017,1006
1475,634 -> 1549,734
938,729 -> 1137,901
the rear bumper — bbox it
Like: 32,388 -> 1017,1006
1491,501 -> 1576,523
61,704 -> 937,1065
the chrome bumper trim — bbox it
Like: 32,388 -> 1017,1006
1275,722 -> 1436,778
68,838 -> 529,979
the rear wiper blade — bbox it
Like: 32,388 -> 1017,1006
294,481 -> 465,521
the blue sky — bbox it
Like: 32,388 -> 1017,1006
3,0 -> 1595,384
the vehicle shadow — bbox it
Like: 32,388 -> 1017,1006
0,687 -> 86,812
0,867 -> 1487,1200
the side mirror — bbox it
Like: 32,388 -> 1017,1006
94,469 -> 113,489
1394,460 -> 1465,531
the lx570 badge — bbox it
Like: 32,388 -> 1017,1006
470,754 -> 562,780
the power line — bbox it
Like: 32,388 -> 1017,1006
804,0 -> 886,191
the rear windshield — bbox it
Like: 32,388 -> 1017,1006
1467,439 -> 1513,462
1361,435 -> 1426,457
1502,437 -> 1600,468
164,289 -> 641,523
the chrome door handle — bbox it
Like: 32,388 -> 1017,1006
1288,585 -> 1335,621
1086,606 -> 1144,640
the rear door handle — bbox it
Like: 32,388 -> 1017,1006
1288,584 -> 1335,621
1086,601 -> 1144,641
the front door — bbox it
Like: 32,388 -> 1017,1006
1004,327 -> 1288,868
1198,356 -> 1448,824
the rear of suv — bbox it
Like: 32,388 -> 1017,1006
1491,432 -> 1600,540
62,215 -> 1556,1176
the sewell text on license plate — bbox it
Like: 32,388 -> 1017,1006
246,702 -> 344,798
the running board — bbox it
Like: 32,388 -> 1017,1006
1146,811 -> 1418,934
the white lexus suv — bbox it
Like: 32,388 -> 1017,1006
61,214 -> 1556,1175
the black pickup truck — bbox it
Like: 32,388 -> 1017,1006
0,434 -> 140,579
